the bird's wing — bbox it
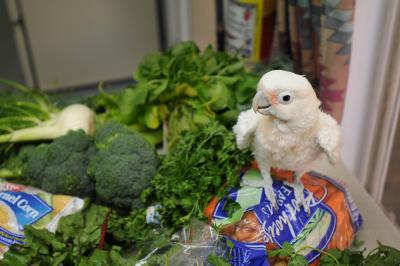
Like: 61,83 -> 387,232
233,109 -> 262,149
316,112 -> 342,164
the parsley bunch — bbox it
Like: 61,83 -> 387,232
142,122 -> 252,230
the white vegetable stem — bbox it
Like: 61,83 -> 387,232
0,104 -> 95,143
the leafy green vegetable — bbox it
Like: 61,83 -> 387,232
107,208 -> 173,259
363,242 -> 400,266
1,204 -> 132,266
223,197 -> 242,217
269,241 -> 400,266
106,122 -> 251,260
0,79 -> 56,163
91,42 -> 260,145
207,252 -> 231,266
269,241 -> 296,258
351,237 -> 365,250
0,79 -> 55,134
319,248 -> 363,266
142,122 -> 252,230
0,80 -> 95,145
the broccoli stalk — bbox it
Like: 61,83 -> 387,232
0,79 -> 95,143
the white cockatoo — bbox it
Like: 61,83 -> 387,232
233,70 -> 341,213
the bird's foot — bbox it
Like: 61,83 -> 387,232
263,184 -> 278,210
296,192 -> 310,215
284,181 -> 311,215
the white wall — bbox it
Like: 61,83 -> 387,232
341,0 -> 387,181
7,0 -> 159,90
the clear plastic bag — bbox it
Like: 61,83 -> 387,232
136,219 -> 229,266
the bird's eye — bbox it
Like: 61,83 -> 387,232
278,92 -> 293,104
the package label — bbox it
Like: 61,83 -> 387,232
225,0 -> 257,58
213,170 -> 337,263
0,191 -> 53,246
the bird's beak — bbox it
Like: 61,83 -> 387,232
252,91 -> 271,114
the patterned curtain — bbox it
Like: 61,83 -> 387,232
272,0 -> 356,122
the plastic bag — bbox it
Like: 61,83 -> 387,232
136,219 -> 229,266
206,166 -> 363,265
0,181 -> 84,258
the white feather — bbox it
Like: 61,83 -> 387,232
316,112 -> 342,164
232,109 -> 262,150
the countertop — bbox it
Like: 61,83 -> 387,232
315,158 -> 400,251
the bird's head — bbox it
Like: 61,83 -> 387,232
252,70 -> 320,122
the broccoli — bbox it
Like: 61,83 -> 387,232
88,122 -> 160,211
0,145 -> 36,180
27,130 -> 96,197
0,130 -> 96,197
0,121 -> 160,209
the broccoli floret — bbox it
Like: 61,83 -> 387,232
0,130 -> 96,197
88,122 -> 160,211
0,145 -> 36,180
92,120 -> 131,148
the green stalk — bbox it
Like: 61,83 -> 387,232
0,78 -> 53,113
0,103 -> 50,120
0,116 -> 42,125
0,133 -> 11,143
0,168 -> 22,179
0,125 -> 61,143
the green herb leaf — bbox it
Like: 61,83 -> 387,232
208,252 -> 231,266
144,105 -> 160,129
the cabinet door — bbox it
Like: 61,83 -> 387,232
7,0 -> 159,90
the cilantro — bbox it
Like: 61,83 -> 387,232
363,241 -> 400,266
351,237 -> 365,249
269,241 -> 400,266
223,197 -> 241,217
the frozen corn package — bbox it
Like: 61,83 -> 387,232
0,181 -> 84,258
206,166 -> 363,265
